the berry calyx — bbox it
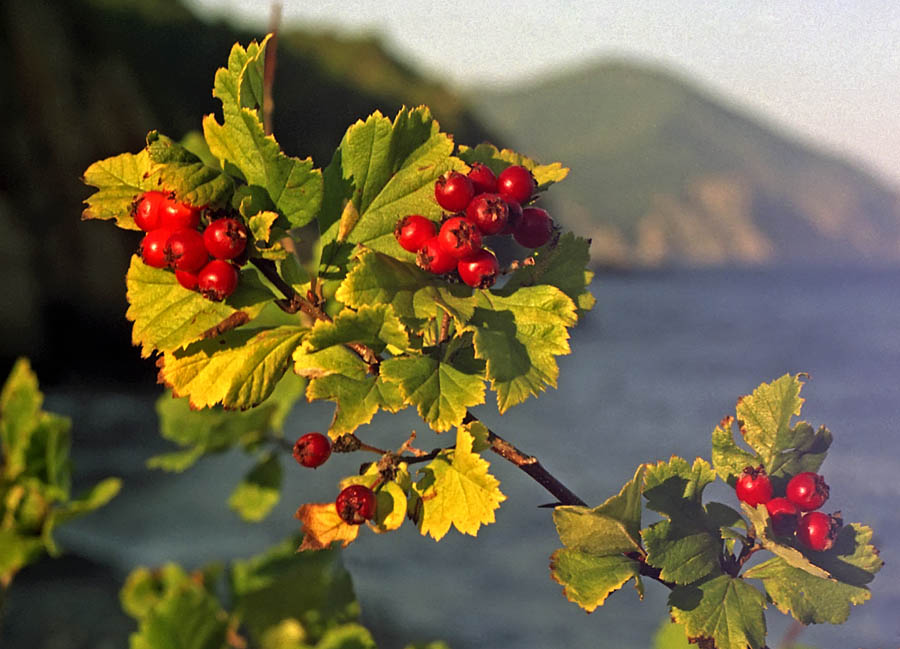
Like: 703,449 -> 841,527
786,472 -> 830,511
497,165 -> 535,204
140,228 -> 175,268
335,484 -> 376,525
513,206 -> 554,249
394,214 -> 437,253
197,259 -> 239,301
165,228 -> 209,273
133,191 -> 167,231
175,269 -> 199,291
467,162 -> 498,194
457,249 -> 500,289
465,193 -> 509,235
204,217 -> 248,260
796,511 -> 842,551
434,171 -> 475,212
735,466 -> 773,507
438,215 -> 483,259
292,432 -> 331,468
159,195 -> 201,230
416,236 -> 457,274
765,497 -> 799,536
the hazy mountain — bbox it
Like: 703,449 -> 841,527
469,61 -> 900,268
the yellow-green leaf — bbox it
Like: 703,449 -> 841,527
81,149 -> 157,229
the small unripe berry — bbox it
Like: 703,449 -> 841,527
735,466 -> 773,507
165,228 -> 209,273
204,217 -> 248,260
416,236 -> 457,274
197,260 -> 239,301
292,432 -> 331,468
335,484 -> 376,525
394,214 -> 437,252
434,171 -> 475,213
457,249 -> 500,289
140,228 -> 175,268
786,472 -> 829,511
796,511 -> 841,551
133,191 -> 167,231
497,165 -> 535,204
438,216 -> 483,259
513,207 -> 554,249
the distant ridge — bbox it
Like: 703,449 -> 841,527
469,60 -> 900,268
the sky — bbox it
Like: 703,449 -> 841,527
189,0 -> 900,189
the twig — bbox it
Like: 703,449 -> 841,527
438,312 -> 451,345
262,3 -> 282,136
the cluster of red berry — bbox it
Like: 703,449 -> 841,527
394,163 -> 555,289
292,432 -> 376,525
132,191 -> 248,301
736,467 -> 840,551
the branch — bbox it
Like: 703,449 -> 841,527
462,411 -> 586,507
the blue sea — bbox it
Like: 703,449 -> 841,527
22,268 -> 900,648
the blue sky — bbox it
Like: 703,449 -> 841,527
189,1 -> 900,188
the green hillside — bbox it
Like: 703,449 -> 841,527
470,61 -> 900,267
0,0 -> 492,375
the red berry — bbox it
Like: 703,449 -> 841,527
140,228 -> 175,268
416,236 -> 457,274
502,200 -> 523,235
197,260 -> 239,301
765,497 -> 799,536
513,207 -> 554,248
175,269 -> 199,291
497,165 -> 535,204
796,511 -> 841,551
434,171 -> 475,212
735,466 -> 773,507
159,195 -> 201,230
335,484 -> 376,525
438,216 -> 483,259
132,191 -> 167,231
292,432 -> 331,468
465,193 -> 509,235
467,162 -> 498,194
458,249 -> 500,289
165,229 -> 209,273
204,217 -> 248,260
394,214 -> 437,252
786,472 -> 829,511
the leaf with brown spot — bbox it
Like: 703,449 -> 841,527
296,502 -> 360,551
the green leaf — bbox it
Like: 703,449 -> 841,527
465,285 -> 576,412
306,305 -> 409,355
202,38 -> 322,230
711,415 -> 759,483
146,131 -> 234,207
413,425 -> 505,540
314,624 -> 377,649
1,357 -> 45,480
500,232 -> 595,314
81,149 -> 156,229
228,454 -> 282,522
125,256 -> 272,358
159,326 -> 307,410
380,349 -> 486,433
741,504 -> 830,579
652,619 -> 694,649
318,107 -> 464,274
550,466 -> 646,612
643,456 -> 716,517
0,528 -> 45,585
456,142 -> 569,191
743,523 -> 883,625
43,477 -> 122,555
230,537 -> 359,645
120,563 -> 193,621
669,575 -> 767,649
549,550 -> 641,614
22,411 -> 72,501
129,585 -> 228,649
736,374 -> 804,466
294,344 -> 405,437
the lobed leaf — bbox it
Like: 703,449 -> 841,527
42,478 -> 122,555
736,373 -> 804,467
228,454 -> 282,522
456,142 -> 569,190
296,503 -> 360,551
306,304 -> 409,355
146,131 -> 234,208
81,149 -> 157,229
668,575 -> 767,649
549,550 -> 641,613
413,425 -> 505,540
128,584 -> 228,649
159,325 -> 307,410
1,358 -> 48,480
643,456 -> 716,517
